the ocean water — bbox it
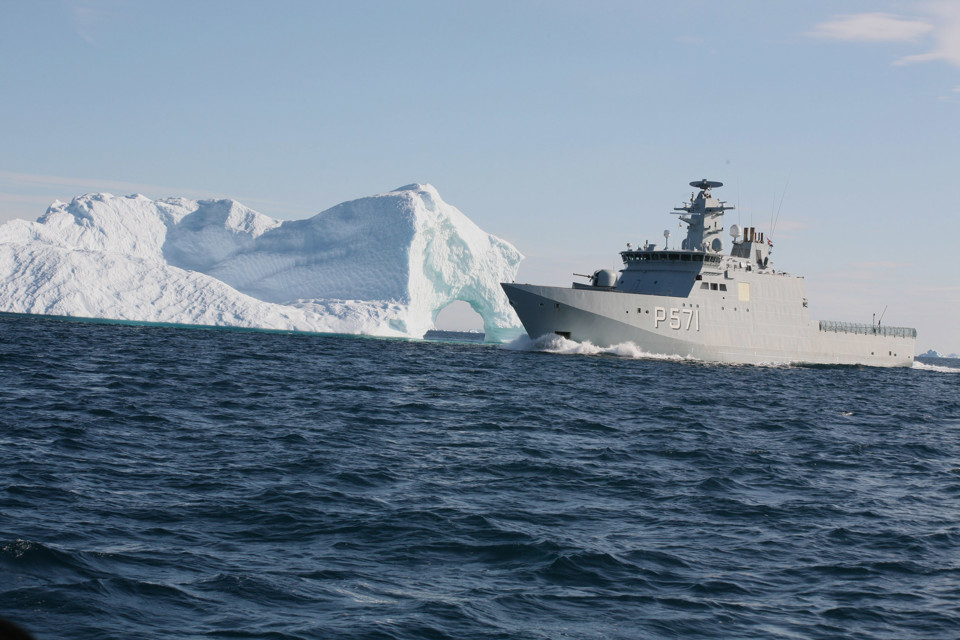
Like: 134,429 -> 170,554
1,313 -> 959,640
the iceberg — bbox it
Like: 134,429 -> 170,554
0,184 -> 524,340
920,349 -> 960,359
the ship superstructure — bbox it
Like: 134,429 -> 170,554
501,180 -> 916,366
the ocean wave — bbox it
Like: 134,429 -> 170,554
4,313 -> 960,640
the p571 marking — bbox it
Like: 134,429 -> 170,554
654,306 -> 700,331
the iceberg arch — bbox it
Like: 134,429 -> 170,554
0,184 -> 525,340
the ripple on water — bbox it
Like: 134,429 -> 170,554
1,314 -> 959,640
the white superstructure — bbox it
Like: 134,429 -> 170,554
501,180 -> 916,366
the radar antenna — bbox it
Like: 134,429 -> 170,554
690,179 -> 723,191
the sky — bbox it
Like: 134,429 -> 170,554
1,0 -> 958,353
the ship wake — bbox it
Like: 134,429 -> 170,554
912,361 -> 960,374
503,334 -> 696,362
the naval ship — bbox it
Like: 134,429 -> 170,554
501,180 -> 916,366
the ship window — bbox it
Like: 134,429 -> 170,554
719,284 -> 727,291
681,254 -> 691,261
700,283 -> 709,289
669,253 -> 679,261
711,283 -> 718,290
694,255 -> 703,262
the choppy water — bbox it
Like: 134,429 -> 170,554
1,313 -> 959,639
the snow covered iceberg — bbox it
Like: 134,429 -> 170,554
0,184 -> 524,340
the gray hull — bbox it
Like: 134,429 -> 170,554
502,283 -> 915,367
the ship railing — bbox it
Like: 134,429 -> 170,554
818,321 -> 917,339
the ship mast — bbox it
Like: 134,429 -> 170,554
672,179 -> 734,254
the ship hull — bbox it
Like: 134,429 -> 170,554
502,283 -> 915,367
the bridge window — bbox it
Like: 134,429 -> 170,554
719,284 -> 727,291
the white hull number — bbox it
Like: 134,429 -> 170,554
654,306 -> 700,331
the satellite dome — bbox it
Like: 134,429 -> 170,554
729,224 -> 742,238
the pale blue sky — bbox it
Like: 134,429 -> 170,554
1,1 -> 958,352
